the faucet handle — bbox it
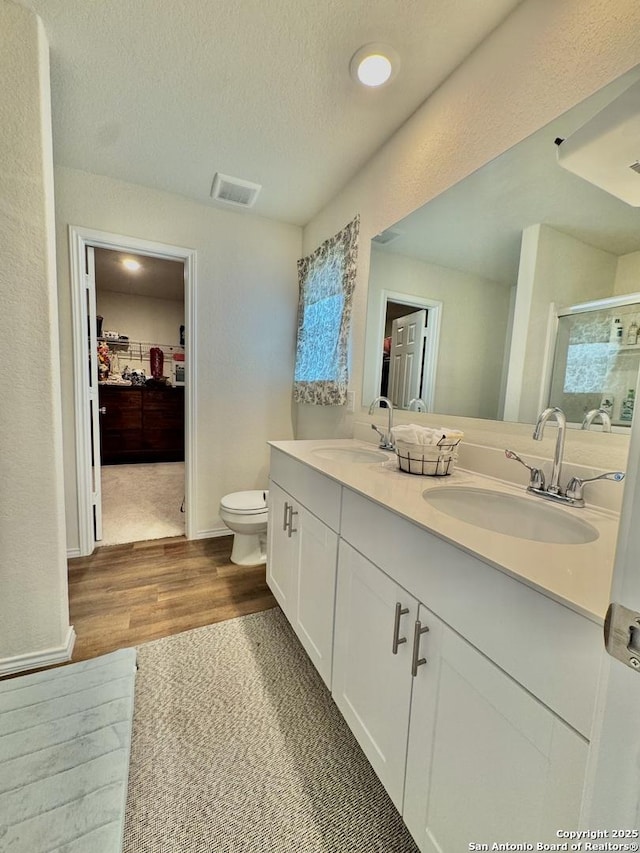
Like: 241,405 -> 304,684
505,449 -> 546,491
371,423 -> 395,450
565,471 -> 625,502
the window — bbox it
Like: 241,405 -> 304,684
293,215 -> 359,405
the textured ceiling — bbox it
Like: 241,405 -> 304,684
95,249 -> 184,301
20,0 -> 522,225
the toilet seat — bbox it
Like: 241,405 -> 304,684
220,490 -> 268,515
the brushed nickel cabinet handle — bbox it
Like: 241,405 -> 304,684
287,506 -> 298,537
392,602 -> 409,654
411,619 -> 430,676
283,501 -> 290,532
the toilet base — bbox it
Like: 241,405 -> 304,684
230,531 -> 266,566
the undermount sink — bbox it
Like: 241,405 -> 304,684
422,486 -> 599,545
311,447 -> 390,463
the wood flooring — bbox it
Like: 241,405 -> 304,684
68,535 -> 277,662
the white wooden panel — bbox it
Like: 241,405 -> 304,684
269,448 -> 341,531
266,482 -> 297,617
389,310 -> 426,408
333,541 -> 417,810
340,487 -> 602,737
294,505 -> 338,687
405,614 -> 588,851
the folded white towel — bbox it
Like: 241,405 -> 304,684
391,424 -> 464,446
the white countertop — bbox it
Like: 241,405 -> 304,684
268,438 -> 619,624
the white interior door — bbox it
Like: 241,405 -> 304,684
86,246 -> 103,543
389,309 -> 427,408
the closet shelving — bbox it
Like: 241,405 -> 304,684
97,338 -> 184,359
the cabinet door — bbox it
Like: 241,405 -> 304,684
266,482 -> 297,619
292,504 -> 338,688
333,541 -> 418,810
404,606 -> 588,852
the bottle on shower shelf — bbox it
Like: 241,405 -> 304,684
610,317 -> 623,343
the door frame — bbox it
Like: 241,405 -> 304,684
69,225 -> 197,555
375,290 -> 442,412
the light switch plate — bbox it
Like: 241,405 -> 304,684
346,392 -> 355,412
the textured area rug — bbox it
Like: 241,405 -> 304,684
0,648 -> 137,853
123,608 -> 418,853
100,462 -> 184,546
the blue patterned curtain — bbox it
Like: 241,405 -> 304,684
293,215 -> 360,405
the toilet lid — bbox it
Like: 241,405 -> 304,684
221,490 -> 268,512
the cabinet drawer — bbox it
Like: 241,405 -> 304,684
101,429 -> 143,454
143,427 -> 184,452
269,447 -> 341,531
144,387 -> 184,412
340,487 -> 602,738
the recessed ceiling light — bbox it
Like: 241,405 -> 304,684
122,258 -> 141,272
350,44 -> 399,88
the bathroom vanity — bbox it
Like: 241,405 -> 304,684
266,439 -> 619,848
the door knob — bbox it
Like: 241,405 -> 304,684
98,406 -> 106,414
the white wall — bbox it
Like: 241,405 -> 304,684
0,2 -> 72,669
296,0 -> 640,471
614,250 -> 640,296
56,167 -> 301,548
365,249 -> 511,418
505,224 -> 617,424
96,290 -> 184,374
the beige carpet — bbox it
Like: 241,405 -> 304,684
100,462 -> 184,546
123,608 -> 419,853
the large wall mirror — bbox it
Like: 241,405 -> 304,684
363,65 -> 640,430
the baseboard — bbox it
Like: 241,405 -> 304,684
67,547 -> 81,559
192,527 -> 232,540
0,625 -> 76,677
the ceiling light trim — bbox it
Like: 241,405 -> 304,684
350,43 -> 400,88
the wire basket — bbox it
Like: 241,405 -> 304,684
395,436 -> 462,476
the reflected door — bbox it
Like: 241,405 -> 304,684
388,309 -> 427,408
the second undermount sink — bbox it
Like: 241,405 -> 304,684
422,486 -> 599,545
311,447 -> 390,463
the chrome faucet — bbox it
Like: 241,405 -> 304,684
582,408 -> 612,432
533,407 -> 566,495
408,398 -> 427,412
368,396 -> 395,450
506,405 -> 625,507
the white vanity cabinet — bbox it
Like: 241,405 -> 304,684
267,442 -> 605,850
334,541 -> 588,848
332,541 -> 419,810
404,605 -> 588,850
267,450 -> 341,688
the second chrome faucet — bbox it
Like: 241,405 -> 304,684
506,406 -> 625,507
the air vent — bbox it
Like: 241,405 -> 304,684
210,173 -> 261,208
372,228 -> 401,245
629,162 -> 640,175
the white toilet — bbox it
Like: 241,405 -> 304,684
219,490 -> 269,566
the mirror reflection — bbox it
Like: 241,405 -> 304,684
363,65 -> 640,427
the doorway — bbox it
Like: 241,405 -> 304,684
70,226 -> 196,557
95,247 -> 186,545
377,291 -> 442,411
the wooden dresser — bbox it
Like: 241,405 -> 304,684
98,385 -> 184,464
